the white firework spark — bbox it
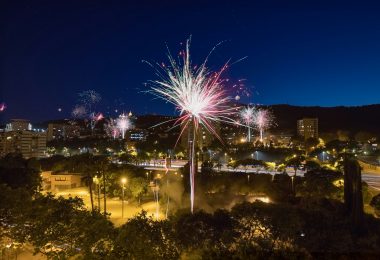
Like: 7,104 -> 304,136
116,113 -> 132,139
79,90 -> 101,108
239,106 -> 256,142
147,38 -> 236,213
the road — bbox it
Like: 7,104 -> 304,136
52,187 -> 162,226
363,173 -> 380,191
144,160 -> 380,192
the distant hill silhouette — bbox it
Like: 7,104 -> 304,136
264,104 -> 380,135
31,104 -> 380,137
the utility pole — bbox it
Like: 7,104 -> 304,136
102,170 -> 107,215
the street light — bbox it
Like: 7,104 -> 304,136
121,178 -> 127,219
93,175 -> 100,210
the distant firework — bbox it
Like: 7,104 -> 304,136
147,38 -> 236,213
72,90 -> 102,133
79,90 -> 101,107
71,105 -> 87,118
0,103 -> 6,112
89,112 -> 104,131
116,113 -> 132,139
105,118 -> 119,139
93,112 -> 104,121
239,106 -> 256,142
253,108 -> 274,142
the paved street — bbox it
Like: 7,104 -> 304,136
363,173 -> 380,191
144,160 -> 380,192
52,188 -> 162,226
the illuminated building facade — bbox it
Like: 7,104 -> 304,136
297,118 -> 319,140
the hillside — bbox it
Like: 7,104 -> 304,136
266,104 -> 380,135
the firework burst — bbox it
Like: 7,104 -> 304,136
116,113 -> 132,139
71,105 -> 87,118
0,103 -> 6,112
147,38 -> 236,213
89,112 -> 104,131
253,108 -> 274,142
105,118 -> 120,139
239,106 -> 256,142
72,90 -> 102,133
79,90 -> 101,108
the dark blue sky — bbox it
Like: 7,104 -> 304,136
1,0 -> 380,122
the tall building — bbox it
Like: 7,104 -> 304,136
0,130 -> 47,158
5,119 -> 31,131
47,121 -> 80,141
297,118 -> 318,140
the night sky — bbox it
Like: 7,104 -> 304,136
1,0 -> 380,122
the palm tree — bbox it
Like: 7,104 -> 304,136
285,155 -> 305,177
82,173 -> 94,212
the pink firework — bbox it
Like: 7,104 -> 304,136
147,38 -> 236,213
89,112 -> 104,131
0,103 -> 6,112
105,118 -> 120,139
93,112 -> 104,121
253,108 -> 274,142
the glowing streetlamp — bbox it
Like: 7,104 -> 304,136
121,178 -> 127,219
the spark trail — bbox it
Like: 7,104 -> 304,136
147,38 -> 236,213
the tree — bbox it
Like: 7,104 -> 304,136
172,209 -> 236,254
285,155 -> 305,177
0,154 -> 42,213
11,194 -> 114,258
304,160 -> 321,172
369,194 -> 380,217
73,154 -> 97,212
112,212 -> 179,259
298,169 -> 343,199
235,158 -> 266,173
231,202 -> 303,255
118,153 -> 133,164
305,137 -> 319,153
0,153 -> 26,168
344,158 -> 364,232
128,177 -> 148,205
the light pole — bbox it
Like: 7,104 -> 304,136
93,175 -> 100,210
291,175 -> 295,196
102,171 -> 107,215
121,178 -> 127,219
